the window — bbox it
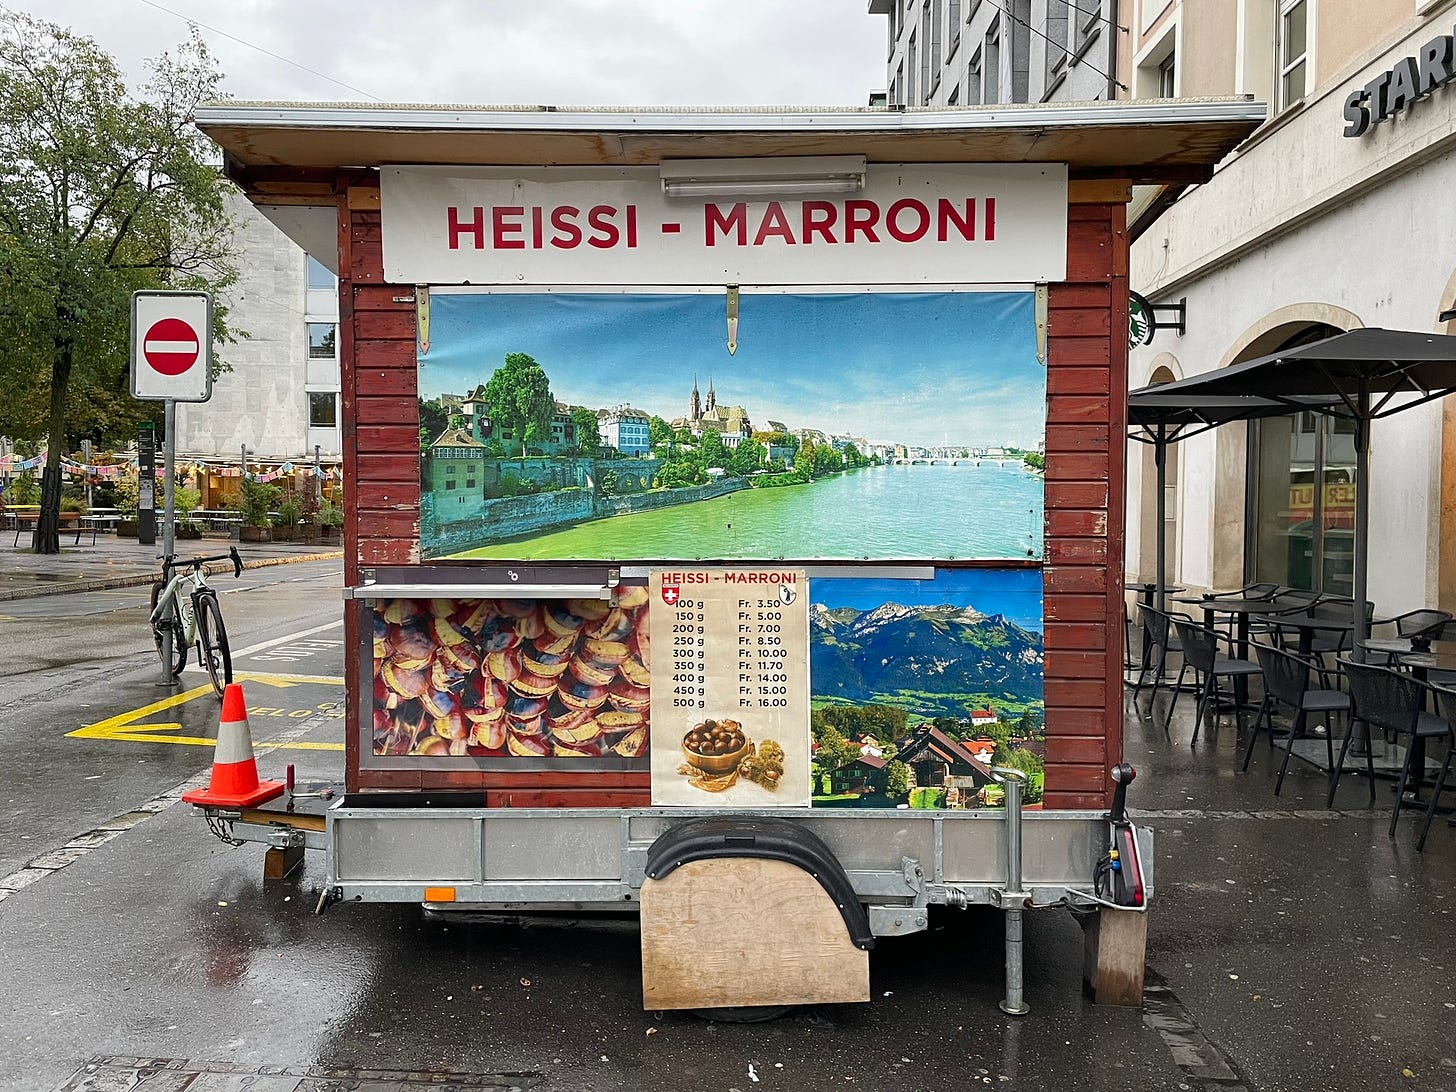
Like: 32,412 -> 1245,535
1010,0 -> 1030,102
308,392 -> 337,428
1045,0 -> 1068,82
983,17 -> 1001,104
1077,0 -> 1102,51
948,82 -> 960,105
1277,0 -> 1308,109
948,0 -> 960,55
909,30 -> 919,104
1158,50 -> 1177,97
931,0 -> 943,77
306,255 -> 336,288
894,61 -> 905,106
968,47 -> 984,105
921,2 -> 933,98
308,322 -> 336,359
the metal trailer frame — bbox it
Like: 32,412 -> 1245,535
201,785 -> 1151,1014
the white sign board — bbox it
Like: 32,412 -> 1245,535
131,291 -> 213,402
648,567 -> 811,807
381,163 -> 1068,286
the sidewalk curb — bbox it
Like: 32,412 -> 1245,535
0,551 -> 343,602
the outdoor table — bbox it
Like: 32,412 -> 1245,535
1251,612 -> 1355,657
1174,593 -> 1306,706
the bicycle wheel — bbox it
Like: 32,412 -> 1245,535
149,582 -> 188,678
195,592 -> 233,698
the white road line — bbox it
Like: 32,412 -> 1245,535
228,619 -> 344,658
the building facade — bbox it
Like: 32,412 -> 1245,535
175,191 -> 342,466
869,0 -> 1117,107
1123,0 -> 1456,616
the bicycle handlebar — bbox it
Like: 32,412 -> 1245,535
161,545 -> 243,579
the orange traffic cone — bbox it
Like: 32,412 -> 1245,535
183,683 -> 285,808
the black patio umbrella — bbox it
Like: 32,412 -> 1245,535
1129,328 -> 1456,658
1126,392 -> 1342,613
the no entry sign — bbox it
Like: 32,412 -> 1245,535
131,291 -> 213,401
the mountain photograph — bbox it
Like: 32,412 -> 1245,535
809,580 -> 1044,720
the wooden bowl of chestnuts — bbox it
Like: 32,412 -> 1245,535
682,718 -> 750,773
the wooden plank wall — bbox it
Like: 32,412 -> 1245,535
337,179 -> 1128,806
1043,197 -> 1128,809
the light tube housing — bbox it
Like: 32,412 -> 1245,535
660,155 -> 867,199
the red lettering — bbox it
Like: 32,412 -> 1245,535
550,206 -> 582,249
587,205 -> 619,249
493,206 -> 524,250
885,199 -> 930,243
753,201 -> 795,245
626,204 -> 638,248
705,203 -> 748,246
531,206 -> 544,249
985,197 -> 996,241
802,201 -> 838,243
447,206 -> 485,250
843,200 -> 881,243
937,198 -> 976,242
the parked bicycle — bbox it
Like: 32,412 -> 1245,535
150,546 -> 243,697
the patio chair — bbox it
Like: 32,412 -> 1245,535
1169,616 -> 1263,742
1131,606 -> 1187,706
1375,608 -> 1453,640
1243,642 -> 1349,795
1328,658 -> 1450,834
1416,685 -> 1456,851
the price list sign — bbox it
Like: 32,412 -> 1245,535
648,568 -> 811,807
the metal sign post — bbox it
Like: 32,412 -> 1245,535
130,290 -> 213,685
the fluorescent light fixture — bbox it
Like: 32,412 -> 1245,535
660,155 -> 867,199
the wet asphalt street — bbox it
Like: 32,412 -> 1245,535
1,566 -> 1454,1090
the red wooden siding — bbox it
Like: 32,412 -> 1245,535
338,184 -> 1128,806
1042,203 -> 1127,809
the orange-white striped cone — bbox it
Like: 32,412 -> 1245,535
183,683 -> 285,808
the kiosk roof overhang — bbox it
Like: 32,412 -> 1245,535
196,99 -> 1265,198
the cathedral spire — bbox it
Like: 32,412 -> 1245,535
691,373 -> 701,421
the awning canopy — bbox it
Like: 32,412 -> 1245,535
1126,392 -> 1343,445
195,99 -> 1267,198
1126,327 -> 1456,653
1131,328 -> 1456,418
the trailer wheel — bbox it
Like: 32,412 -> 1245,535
693,1005 -> 795,1023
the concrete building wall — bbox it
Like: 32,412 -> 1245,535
870,0 -> 1115,107
176,191 -> 342,463
1126,0 -> 1456,615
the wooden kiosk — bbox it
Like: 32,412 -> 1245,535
192,100 -> 1262,1012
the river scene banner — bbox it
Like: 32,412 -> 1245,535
418,290 -> 1045,562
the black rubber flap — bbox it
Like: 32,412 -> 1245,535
644,816 -> 874,950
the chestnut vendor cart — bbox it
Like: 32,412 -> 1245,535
187,100 -> 1262,1013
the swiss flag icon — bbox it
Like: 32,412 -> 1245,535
661,585 -> 680,606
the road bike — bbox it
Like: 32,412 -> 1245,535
150,546 -> 243,697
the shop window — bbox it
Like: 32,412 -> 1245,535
309,392 -> 337,428
308,322 -> 336,359
1247,324 -> 1346,593
1277,0 -> 1308,109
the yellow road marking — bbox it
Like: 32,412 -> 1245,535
67,672 -> 346,751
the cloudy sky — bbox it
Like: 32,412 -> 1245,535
8,1 -> 888,107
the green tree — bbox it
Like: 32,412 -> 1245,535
0,13 -> 240,552
571,407 -> 601,457
842,442 -> 862,468
649,415 -> 675,449
1023,451 -> 1045,470
698,427 -> 728,469
793,442 -> 815,480
483,353 -> 554,457
728,438 -> 764,476
884,760 -> 912,799
813,442 -> 841,476
418,399 -> 450,444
